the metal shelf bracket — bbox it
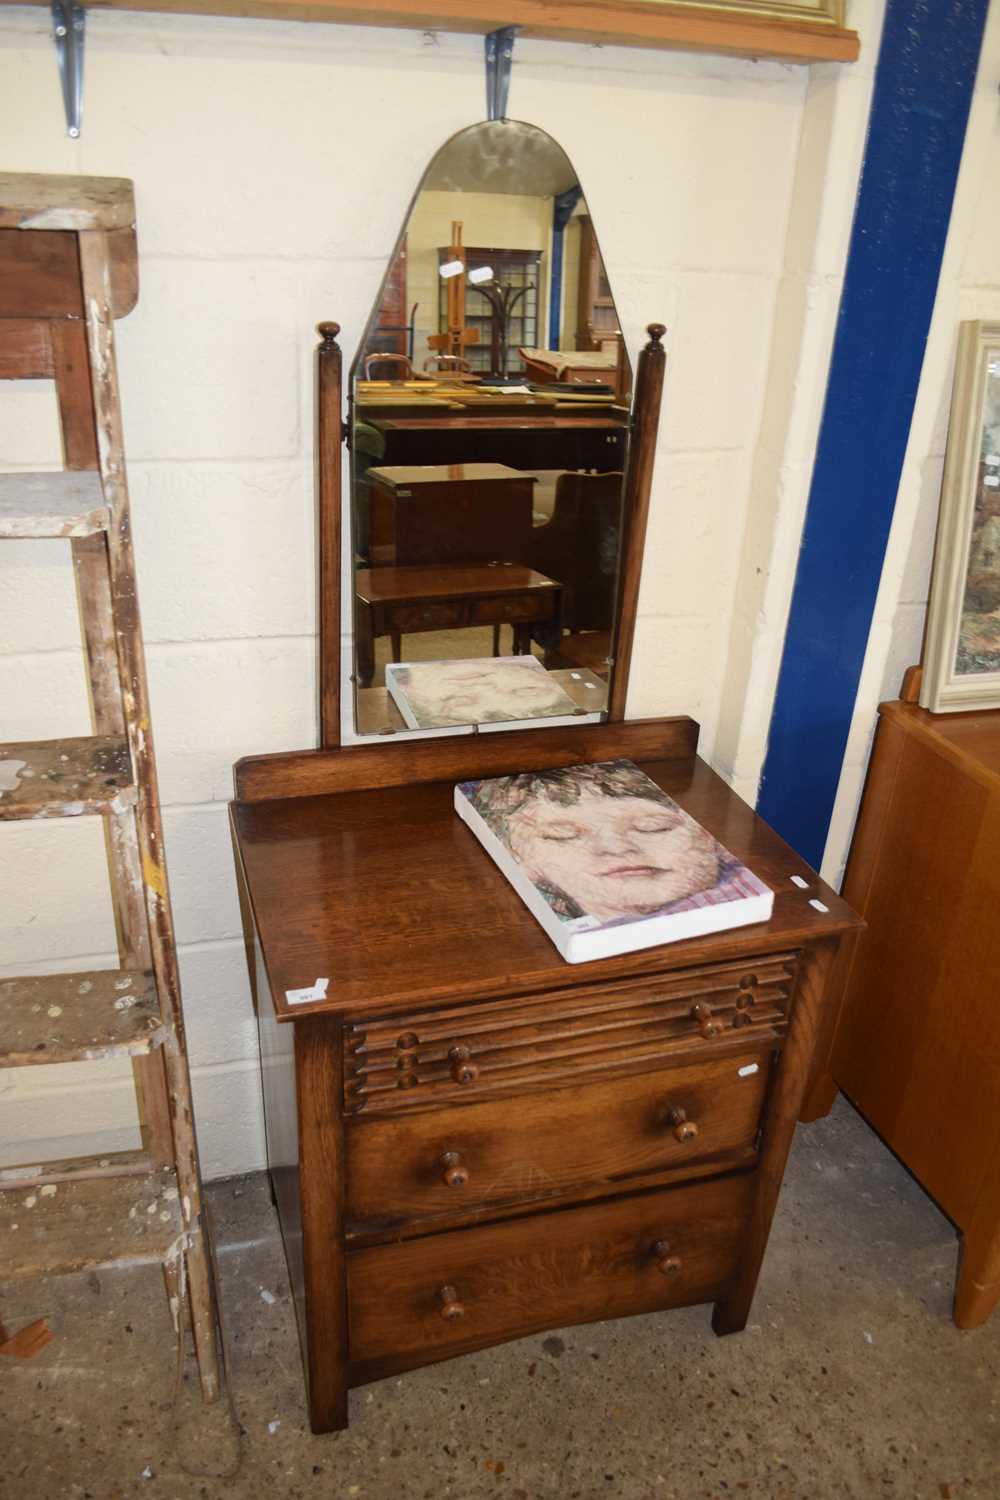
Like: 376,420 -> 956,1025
51,1 -> 86,138
485,26 -> 517,121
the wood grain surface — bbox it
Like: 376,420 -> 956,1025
0,2 -> 859,66
234,715 -> 699,801
233,748 -> 857,1021
346,1047 -> 773,1228
347,1172 -> 753,1379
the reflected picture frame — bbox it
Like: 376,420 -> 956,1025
921,320 -> 1000,714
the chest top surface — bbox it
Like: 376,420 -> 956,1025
882,700 -> 1000,784
232,751 -> 858,1024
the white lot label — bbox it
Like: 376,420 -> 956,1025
285,977 -> 330,1005
738,1063 -> 759,1078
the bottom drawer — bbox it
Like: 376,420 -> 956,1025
347,1173 -> 752,1373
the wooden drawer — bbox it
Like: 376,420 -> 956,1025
345,952 -> 797,1114
385,600 -> 466,632
346,1048 -> 772,1231
470,591 -> 556,625
347,1173 -> 752,1375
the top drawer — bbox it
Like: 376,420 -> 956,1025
345,952 -> 797,1115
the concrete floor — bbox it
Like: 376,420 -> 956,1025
2,1097 -> 998,1500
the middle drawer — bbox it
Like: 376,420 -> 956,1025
346,1046 -> 772,1230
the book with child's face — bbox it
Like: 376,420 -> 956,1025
455,758 -> 773,963
385,656 -> 581,731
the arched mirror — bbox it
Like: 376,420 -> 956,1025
318,120 -> 665,744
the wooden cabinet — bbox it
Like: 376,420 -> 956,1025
367,462 -> 536,568
805,696 -> 1000,1328
576,216 -> 617,351
231,716 -> 861,1432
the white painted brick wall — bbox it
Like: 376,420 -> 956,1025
822,3 -> 1000,886
0,5 -> 883,1176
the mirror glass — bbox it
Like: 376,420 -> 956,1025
349,120 -> 633,737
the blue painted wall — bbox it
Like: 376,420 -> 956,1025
756,0 -> 990,870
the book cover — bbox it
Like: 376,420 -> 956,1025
385,656 -> 582,732
454,759 -> 773,963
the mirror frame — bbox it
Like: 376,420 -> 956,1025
316,312 -> 666,746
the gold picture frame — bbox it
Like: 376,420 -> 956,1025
921,320 -> 1000,713
654,1 -> 844,23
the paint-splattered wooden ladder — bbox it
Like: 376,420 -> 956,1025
0,174 -> 220,1401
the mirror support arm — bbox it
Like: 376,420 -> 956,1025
318,321 -> 343,749
608,323 -> 667,722
485,27 -> 517,121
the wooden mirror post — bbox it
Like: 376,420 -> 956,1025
318,321 -> 343,749
608,323 -> 666,722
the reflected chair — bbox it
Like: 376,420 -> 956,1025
364,352 -> 413,380
530,469 -> 623,676
423,355 -> 473,374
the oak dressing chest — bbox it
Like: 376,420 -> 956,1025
232,721 -> 860,1431
230,139 -> 862,1429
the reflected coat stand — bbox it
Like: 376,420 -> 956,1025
231,324 -> 863,1433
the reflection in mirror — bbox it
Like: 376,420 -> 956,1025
349,120 -> 633,738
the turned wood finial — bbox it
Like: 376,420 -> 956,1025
646,323 -> 666,348
317,321 -> 341,348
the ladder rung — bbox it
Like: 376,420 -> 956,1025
0,1149 -> 152,1189
0,471 -> 109,538
0,735 -> 135,820
0,970 -> 163,1068
0,1165 -> 183,1280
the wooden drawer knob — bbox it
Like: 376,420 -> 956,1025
666,1106 -> 699,1143
449,1045 -> 480,1084
691,1002 -> 723,1039
652,1240 -> 683,1277
440,1150 -> 469,1189
438,1284 -> 465,1321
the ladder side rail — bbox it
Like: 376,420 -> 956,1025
77,229 -> 221,1401
50,296 -> 171,1166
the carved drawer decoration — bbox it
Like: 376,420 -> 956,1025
344,952 -> 798,1115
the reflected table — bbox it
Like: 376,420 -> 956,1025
354,563 -> 562,688
371,414 -> 626,471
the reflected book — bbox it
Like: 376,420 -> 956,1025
454,759 -> 773,963
385,656 -> 582,732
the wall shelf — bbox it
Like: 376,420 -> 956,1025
4,1 -> 860,66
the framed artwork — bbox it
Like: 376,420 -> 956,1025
921,320 -> 1000,713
